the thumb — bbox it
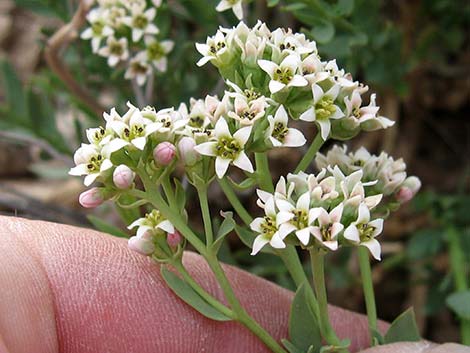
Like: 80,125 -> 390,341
360,342 -> 470,353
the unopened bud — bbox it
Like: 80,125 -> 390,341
167,231 -> 182,247
79,187 -> 104,208
153,142 -> 176,166
128,236 -> 155,255
396,176 -> 421,203
113,164 -> 135,189
178,137 -> 200,166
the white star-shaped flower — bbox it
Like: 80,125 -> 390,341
194,118 -> 253,178
310,204 -> 344,251
266,105 -> 306,147
343,203 -> 384,260
299,84 -> 345,140
128,209 -> 175,238
69,143 -> 113,186
216,0 -> 243,20
258,55 -> 308,94
98,36 -> 129,67
81,8 -> 114,53
122,7 -> 159,42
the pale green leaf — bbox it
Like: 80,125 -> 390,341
446,291 -> 470,320
384,308 -> 421,343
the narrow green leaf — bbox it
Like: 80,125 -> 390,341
289,282 -> 322,352
267,0 -> 281,7
384,308 -> 421,344
174,178 -> 187,212
446,291 -> 470,320
212,211 -> 235,254
87,215 -> 129,238
161,267 -> 232,321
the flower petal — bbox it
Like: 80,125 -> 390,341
251,235 -> 269,255
233,152 -> 254,173
215,157 -> 231,178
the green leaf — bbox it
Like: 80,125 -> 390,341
281,339 -> 304,353
289,282 -> 322,352
0,60 -> 28,124
334,0 -> 354,16
446,291 -> 470,320
267,0 -> 281,6
311,20 -> 335,44
161,267 -> 232,321
173,178 -> 187,212
115,194 -> 141,225
212,211 -> 235,254
87,215 -> 129,238
384,308 -> 421,344
370,328 -> 385,345
406,229 -> 444,260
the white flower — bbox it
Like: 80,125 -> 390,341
144,37 -> 174,72
195,30 -> 231,67
256,176 -> 294,209
310,204 -> 344,251
216,0 -> 243,20
299,84 -> 345,140
125,53 -> 152,86
122,7 -> 159,42
227,96 -> 267,126
106,105 -> 161,152
300,54 -> 329,84
359,94 -> 395,131
268,28 -> 316,61
250,197 -> 296,255
121,0 -> 146,12
81,8 -> 114,52
194,118 -> 253,178
258,55 -> 308,94
69,143 -> 113,186
86,126 -> 113,146
266,105 -> 306,147
128,209 -> 174,238
98,36 -> 129,67
344,203 -> 384,260
275,192 -> 318,245
234,25 -> 267,66
335,168 -> 382,209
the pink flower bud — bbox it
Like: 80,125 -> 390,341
79,187 -> 104,208
153,142 -> 176,166
167,231 -> 182,247
178,137 -> 200,166
128,236 -> 155,255
113,164 -> 135,189
395,187 -> 414,203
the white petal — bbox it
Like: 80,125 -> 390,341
283,128 -> 306,147
357,203 -> 370,224
289,75 -> 308,87
323,240 -> 338,251
214,118 -> 231,137
232,2 -> 243,20
274,105 -> 288,123
194,142 -> 217,156
297,192 -> 310,211
330,203 -> 343,223
278,223 -> 296,238
369,218 -> 384,237
299,107 -> 315,122
317,119 -> 331,141
270,232 -> 286,249
264,197 -> 276,217
276,199 -> 295,212
257,60 -> 277,77
69,164 -> 88,176
215,157 -> 231,178
216,0 -> 232,11
330,222 -> 344,238
233,126 -> 252,145
132,136 -> 147,150
344,224 -> 360,243
251,235 -> 270,255
233,152 -> 254,173
276,211 -> 294,226
250,218 -> 264,233
362,239 -> 381,260
84,173 -> 99,186
106,138 -> 128,153
157,220 -> 174,233
269,80 -> 286,94
296,227 -> 311,245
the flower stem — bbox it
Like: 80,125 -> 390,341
357,247 -> 378,343
309,248 -> 344,349
295,133 -> 324,173
447,227 -> 470,345
196,184 -> 214,245
217,177 -> 253,226
161,175 -> 176,207
255,152 -> 274,193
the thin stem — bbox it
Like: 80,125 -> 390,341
172,261 -> 233,318
255,153 -> 274,193
161,176 -> 176,207
309,248 -> 343,348
357,247 -> 378,343
196,185 -> 214,245
295,134 -> 324,173
217,177 -> 253,226
447,227 -> 470,345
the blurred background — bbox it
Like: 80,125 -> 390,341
0,0 -> 469,344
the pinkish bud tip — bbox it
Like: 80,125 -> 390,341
113,164 -> 135,189
128,236 -> 155,255
167,231 -> 182,247
79,187 -> 104,208
153,142 -> 176,166
396,187 -> 414,203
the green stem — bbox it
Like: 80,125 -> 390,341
255,153 -> 274,193
357,247 -> 378,342
217,177 -> 253,226
172,261 -> 233,318
447,227 -> 470,345
161,175 -> 176,206
295,134 -> 324,173
196,185 -> 214,245
309,248 -> 343,348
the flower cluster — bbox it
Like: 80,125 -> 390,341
81,0 -> 173,85
196,22 -> 394,141
315,145 -> 421,203
251,167 -> 386,259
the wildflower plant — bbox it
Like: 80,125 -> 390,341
71,16 -> 423,353
81,0 -> 173,86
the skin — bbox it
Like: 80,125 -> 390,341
0,216 -> 467,353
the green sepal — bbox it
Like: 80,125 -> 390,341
228,176 -> 256,190
211,211 -> 235,254
288,282 -> 322,353
161,266 -> 232,321
446,290 -> 470,320
384,308 -> 421,344
87,215 -> 129,238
